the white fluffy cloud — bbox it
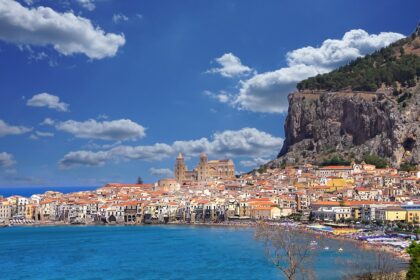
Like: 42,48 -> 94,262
59,143 -> 173,168
109,144 -> 174,161
59,127 -> 283,168
234,64 -> 321,113
0,0 -> 125,59
77,0 -> 95,11
207,53 -> 253,78
172,127 -> 283,158
59,150 -> 109,168
26,93 -> 69,112
40,118 -> 55,126
149,168 -> 173,178
239,157 -> 269,168
29,130 -> 54,140
0,120 -> 32,137
35,131 -> 53,137
52,119 -> 146,141
0,152 -> 16,168
112,13 -> 129,24
202,90 -> 231,103
286,29 -> 404,69
226,29 -> 404,113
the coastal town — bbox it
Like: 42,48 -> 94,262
1,153 -> 419,257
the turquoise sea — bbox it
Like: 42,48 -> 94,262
0,225 -> 386,280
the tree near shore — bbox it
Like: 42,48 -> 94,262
341,249 -> 404,280
407,241 -> 420,280
254,222 -> 316,280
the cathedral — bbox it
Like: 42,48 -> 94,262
174,153 -> 235,183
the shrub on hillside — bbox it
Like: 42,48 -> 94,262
363,153 -> 388,168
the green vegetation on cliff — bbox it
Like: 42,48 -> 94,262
400,163 -> 417,172
362,153 -> 388,168
297,36 -> 420,92
319,153 -> 388,168
407,241 -> 420,280
320,155 -> 350,166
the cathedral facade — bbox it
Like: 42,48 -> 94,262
175,153 -> 235,183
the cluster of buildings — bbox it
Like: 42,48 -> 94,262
0,154 -> 419,227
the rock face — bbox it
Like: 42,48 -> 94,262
274,88 -> 419,168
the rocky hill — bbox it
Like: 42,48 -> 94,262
272,25 -> 420,169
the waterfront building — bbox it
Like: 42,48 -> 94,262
401,203 -> 420,224
39,199 -> 59,221
376,206 -> 407,222
406,209 -> 420,224
117,201 -> 142,223
7,195 -> 29,218
311,202 -> 352,221
0,200 -> 11,222
25,204 -> 37,220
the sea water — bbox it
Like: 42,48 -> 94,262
0,186 -> 98,197
0,225 -> 383,280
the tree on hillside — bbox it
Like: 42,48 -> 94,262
407,241 -> 420,280
363,153 -> 388,168
320,155 -> 350,166
400,163 -> 417,173
255,222 -> 316,280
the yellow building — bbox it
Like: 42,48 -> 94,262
379,207 -> 406,222
325,177 -> 354,191
406,210 -> 420,224
25,204 -> 36,220
351,207 -> 361,221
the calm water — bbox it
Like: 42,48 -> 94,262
0,186 -> 98,197
0,225 -> 380,280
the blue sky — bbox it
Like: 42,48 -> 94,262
0,0 -> 418,187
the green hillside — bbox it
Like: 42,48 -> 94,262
297,32 -> 420,92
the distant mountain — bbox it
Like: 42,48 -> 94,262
272,23 -> 420,169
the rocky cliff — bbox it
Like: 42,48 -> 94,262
275,89 -> 419,168
272,25 -> 420,168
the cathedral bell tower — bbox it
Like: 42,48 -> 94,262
197,153 -> 208,181
175,153 -> 186,184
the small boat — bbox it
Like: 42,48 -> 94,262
338,248 -> 344,252
324,246 -> 330,250
310,240 -> 318,246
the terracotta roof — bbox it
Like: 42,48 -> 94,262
319,166 -> 352,170
253,206 -> 272,211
